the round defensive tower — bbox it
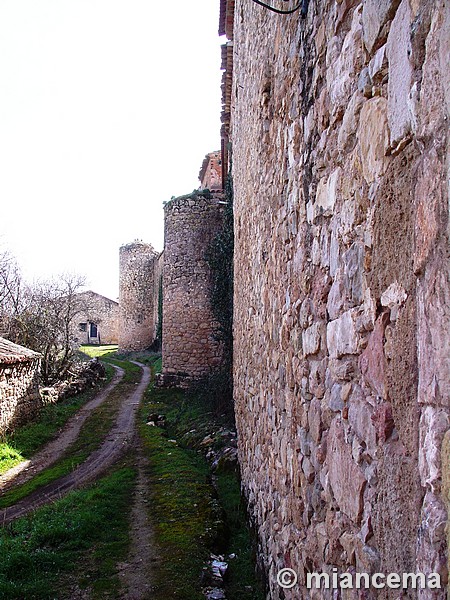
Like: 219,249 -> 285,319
162,192 -> 224,382
119,241 -> 159,352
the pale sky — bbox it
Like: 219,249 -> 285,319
0,0 -> 224,301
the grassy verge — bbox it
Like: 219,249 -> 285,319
139,361 -> 264,600
79,344 -> 118,359
139,385 -> 222,600
0,364 -> 115,476
0,463 -> 136,600
0,361 -> 141,509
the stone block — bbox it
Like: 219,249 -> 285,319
417,264 -> 450,407
338,91 -> 364,154
348,392 -> 377,454
327,310 -> 359,359
358,97 -> 390,184
371,401 -> 395,444
386,0 -> 413,149
327,276 -> 345,321
343,242 -> 365,305
329,229 -> 340,277
368,44 -> 388,84
302,322 -> 322,357
357,67 -> 372,98
362,0 -> 401,53
328,383 -> 344,412
326,418 -> 367,522
418,406 -> 450,492
302,457 -> 315,483
311,168 -> 341,223
359,311 -> 390,399
416,491 -> 448,584
308,397 -> 323,444
354,537 -> 381,573
417,3 -> 450,140
326,8 -> 364,112
413,149 -> 443,275
380,281 -> 407,319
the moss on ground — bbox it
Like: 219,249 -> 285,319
139,386 -> 220,600
139,362 -> 264,600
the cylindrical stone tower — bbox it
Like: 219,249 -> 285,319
162,193 -> 224,383
119,241 -> 159,352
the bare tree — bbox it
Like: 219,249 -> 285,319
15,274 -> 89,384
1,251 -> 90,384
0,250 -> 23,332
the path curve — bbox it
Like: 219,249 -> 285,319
0,361 -> 150,525
0,364 -> 125,492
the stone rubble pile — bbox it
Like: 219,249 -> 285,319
41,358 -> 106,403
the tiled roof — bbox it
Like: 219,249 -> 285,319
0,337 -> 41,365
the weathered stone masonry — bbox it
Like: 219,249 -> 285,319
119,241 -> 161,352
72,290 -> 119,345
161,193 -> 224,383
0,337 -> 41,435
118,157 -> 223,377
227,0 -> 449,598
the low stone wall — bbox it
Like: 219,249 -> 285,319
161,192 -> 224,383
229,0 -> 449,598
0,357 -> 42,434
41,358 -> 107,403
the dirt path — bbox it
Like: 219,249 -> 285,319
117,452 -> 158,600
0,361 -> 151,525
0,364 -> 125,493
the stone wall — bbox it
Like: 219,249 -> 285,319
161,192 -> 224,383
72,290 -> 119,345
230,0 -> 449,598
119,241 -> 160,352
0,356 -> 41,434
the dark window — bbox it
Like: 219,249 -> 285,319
79,322 -> 87,332
90,323 -> 98,338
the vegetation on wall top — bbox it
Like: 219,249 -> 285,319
162,188 -> 213,208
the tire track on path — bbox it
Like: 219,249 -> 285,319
0,364 -> 125,493
117,452 -> 158,600
0,361 -> 150,525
